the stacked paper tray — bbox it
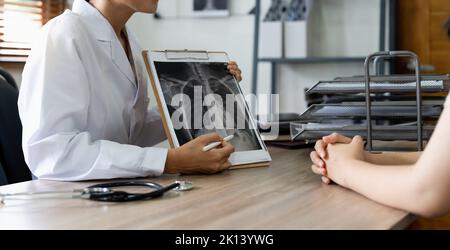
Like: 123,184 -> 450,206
292,74 -> 450,146
298,104 -> 443,122
306,75 -> 450,95
306,94 -> 447,105
290,123 -> 435,142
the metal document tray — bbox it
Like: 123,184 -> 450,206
306,75 -> 450,95
298,104 -> 443,122
290,123 -> 435,142
306,93 -> 447,105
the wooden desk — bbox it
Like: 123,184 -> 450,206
0,147 -> 415,229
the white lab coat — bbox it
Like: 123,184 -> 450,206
18,0 -> 168,181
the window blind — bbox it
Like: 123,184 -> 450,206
0,0 -> 67,62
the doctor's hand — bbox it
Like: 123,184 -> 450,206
310,133 -> 352,184
228,61 -> 243,82
164,133 -> 235,175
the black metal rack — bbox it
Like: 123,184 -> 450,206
290,50 -> 450,152
364,51 -> 423,151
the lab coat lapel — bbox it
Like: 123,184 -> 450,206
72,0 -> 136,87
111,38 -> 137,87
128,31 -> 148,100
128,32 -> 149,143
73,0 -> 143,141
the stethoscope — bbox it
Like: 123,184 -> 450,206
0,180 -> 193,204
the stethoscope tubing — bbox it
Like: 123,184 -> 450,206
86,182 -> 180,202
1,181 -> 183,203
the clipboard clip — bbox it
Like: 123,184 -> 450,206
164,49 -> 210,60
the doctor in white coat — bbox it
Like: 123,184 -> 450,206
18,0 -> 243,181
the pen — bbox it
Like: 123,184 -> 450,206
202,135 -> 234,152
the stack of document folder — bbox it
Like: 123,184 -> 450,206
291,123 -> 436,141
307,75 -> 449,95
299,104 -> 443,121
291,74 -> 450,144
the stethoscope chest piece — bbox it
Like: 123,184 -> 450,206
175,181 -> 194,191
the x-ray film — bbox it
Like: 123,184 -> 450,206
144,51 -> 271,167
153,61 -> 262,152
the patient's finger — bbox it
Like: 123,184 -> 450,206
314,140 -> 327,159
311,164 -> 326,176
310,151 -> 325,168
323,133 -> 352,145
322,176 -> 331,185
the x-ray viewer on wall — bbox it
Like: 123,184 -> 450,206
18,0 -> 244,181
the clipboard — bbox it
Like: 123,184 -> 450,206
142,50 -> 271,169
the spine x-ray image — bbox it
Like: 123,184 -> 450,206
154,62 -> 262,152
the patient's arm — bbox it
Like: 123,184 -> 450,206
314,133 -> 421,165
311,133 -> 421,184
324,108 -> 450,218
366,151 -> 421,165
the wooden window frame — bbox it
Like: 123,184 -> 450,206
0,0 -> 67,63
